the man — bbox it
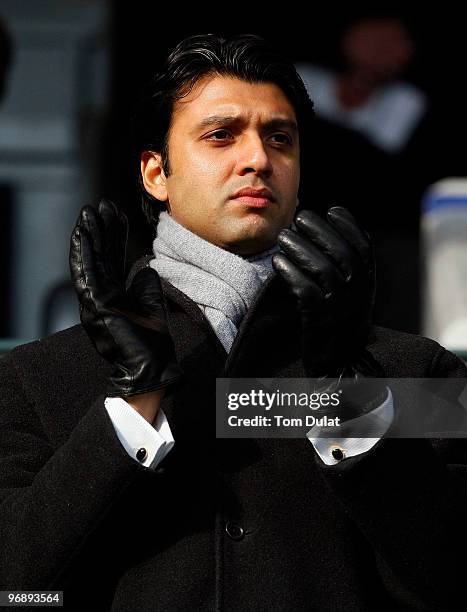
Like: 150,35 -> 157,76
0,34 -> 466,611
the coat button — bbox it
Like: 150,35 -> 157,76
136,447 -> 148,462
225,521 -> 245,541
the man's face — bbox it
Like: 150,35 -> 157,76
145,75 -> 300,255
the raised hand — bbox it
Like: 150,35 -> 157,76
272,207 -> 378,377
69,199 -> 182,397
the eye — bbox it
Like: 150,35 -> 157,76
269,133 -> 292,145
206,129 -> 234,141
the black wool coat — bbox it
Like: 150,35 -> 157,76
0,275 -> 466,611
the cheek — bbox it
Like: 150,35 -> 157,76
184,142 -> 230,182
278,162 -> 300,195
170,138 -> 221,181
167,155 -> 227,215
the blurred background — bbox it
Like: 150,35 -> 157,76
1,2 -> 466,359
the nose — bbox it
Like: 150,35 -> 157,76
236,134 -> 273,177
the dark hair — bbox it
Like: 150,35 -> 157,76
132,33 -> 315,227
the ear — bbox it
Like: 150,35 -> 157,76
140,151 -> 168,202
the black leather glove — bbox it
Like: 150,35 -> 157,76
272,206 -> 380,378
273,207 -> 387,423
69,199 -> 182,397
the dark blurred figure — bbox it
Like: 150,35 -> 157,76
301,17 -> 421,157
297,15 -> 462,333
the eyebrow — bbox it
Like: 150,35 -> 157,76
195,115 -> 299,133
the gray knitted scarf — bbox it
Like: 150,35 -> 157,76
150,212 -> 279,352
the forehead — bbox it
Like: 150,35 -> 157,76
171,74 -> 297,125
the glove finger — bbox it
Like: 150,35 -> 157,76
79,205 -> 103,258
75,205 -> 114,289
277,229 -> 344,298
294,209 -> 355,281
272,252 -> 327,304
98,199 -> 128,282
69,223 -> 85,296
326,207 -> 372,266
77,205 -> 115,290
72,226 -> 114,309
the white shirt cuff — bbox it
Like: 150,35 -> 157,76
307,387 -> 394,465
105,397 -> 174,469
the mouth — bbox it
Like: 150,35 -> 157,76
230,188 -> 275,209
231,196 -> 272,208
